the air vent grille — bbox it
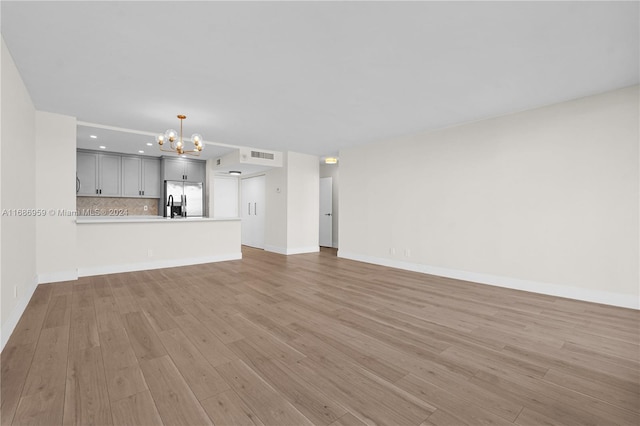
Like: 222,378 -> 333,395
216,158 -> 221,165
251,151 -> 274,160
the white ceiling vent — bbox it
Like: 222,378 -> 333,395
213,147 -> 283,175
251,151 -> 275,160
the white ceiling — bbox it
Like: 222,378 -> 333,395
2,1 -> 638,157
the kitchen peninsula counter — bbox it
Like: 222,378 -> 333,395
76,216 -> 242,276
76,216 -> 240,224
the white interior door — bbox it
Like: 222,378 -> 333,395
319,177 -> 333,247
241,175 -> 265,249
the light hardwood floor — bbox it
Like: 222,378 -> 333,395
2,247 -> 639,425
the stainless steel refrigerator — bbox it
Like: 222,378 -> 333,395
164,180 -> 204,218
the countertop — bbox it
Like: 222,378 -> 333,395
76,216 -> 241,224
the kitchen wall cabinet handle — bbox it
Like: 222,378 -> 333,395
248,203 -> 251,215
96,189 -> 98,195
254,203 -> 257,215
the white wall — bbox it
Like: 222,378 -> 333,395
77,220 -> 241,276
1,37 -> 38,347
339,86 -> 639,309
36,111 -> 77,283
320,163 -> 339,248
212,176 -> 239,218
287,152 -> 319,253
264,152 -> 319,254
265,163 -> 288,251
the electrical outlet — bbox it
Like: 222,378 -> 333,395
404,249 -> 411,257
144,205 -> 148,211
147,249 -> 153,258
389,248 -> 396,255
14,285 -> 18,298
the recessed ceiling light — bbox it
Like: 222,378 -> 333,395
325,157 -> 338,164
146,142 -> 153,146
138,150 -> 144,154
229,171 -> 242,176
90,135 -> 97,139
99,146 -> 106,149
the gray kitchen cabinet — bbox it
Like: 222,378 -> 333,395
77,151 -> 98,196
162,158 -> 206,182
142,158 -> 161,197
76,151 -> 121,196
99,154 -> 121,196
186,160 -> 206,183
122,157 -> 141,197
163,158 -> 185,181
122,157 -> 161,198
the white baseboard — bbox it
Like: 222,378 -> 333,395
38,270 -> 78,284
1,275 -> 39,352
78,253 -> 242,277
264,245 -> 320,255
338,251 -> 639,310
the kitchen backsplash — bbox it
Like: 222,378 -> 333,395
76,197 -> 159,216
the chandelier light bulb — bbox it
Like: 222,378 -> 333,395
156,134 -> 165,145
165,129 -> 177,142
191,134 -> 203,149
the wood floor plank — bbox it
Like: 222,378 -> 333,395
13,326 -> 69,425
122,311 -> 167,362
111,390 -> 163,426
1,343 -> 38,426
543,367 -> 640,413
229,338 -> 347,425
395,373 -> 515,426
63,346 -> 112,425
200,390 -> 265,426
41,294 -> 71,329
69,290 -> 99,352
157,327 -> 231,400
98,328 -> 148,402
1,286 -> 52,426
328,412 -> 368,426
172,313 -> 237,367
93,295 -> 125,333
216,360 -> 314,426
140,355 -> 213,426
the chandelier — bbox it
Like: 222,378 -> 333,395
157,114 -> 204,156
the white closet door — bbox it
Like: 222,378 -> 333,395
241,175 -> 265,248
253,175 -> 265,249
319,177 -> 333,247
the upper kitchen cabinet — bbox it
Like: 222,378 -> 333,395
162,158 -> 206,183
77,151 -> 98,196
122,156 -> 161,198
142,158 -> 161,197
77,150 -> 121,196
